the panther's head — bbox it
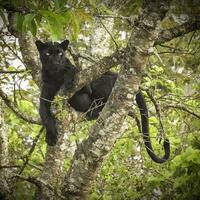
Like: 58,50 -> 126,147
36,39 -> 69,73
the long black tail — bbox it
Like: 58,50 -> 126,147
135,91 -> 170,163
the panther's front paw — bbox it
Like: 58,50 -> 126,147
64,77 -> 75,91
45,126 -> 58,146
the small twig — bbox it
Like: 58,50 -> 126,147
40,96 -> 53,103
67,48 -> 97,67
98,18 -> 119,50
37,143 -> 45,160
0,165 -> 21,169
158,44 -> 196,55
0,36 -> 25,64
145,89 -> 165,140
76,52 -> 98,63
157,51 -> 195,55
13,174 -> 48,189
164,104 -> 200,119
128,110 -> 142,133
159,44 -> 187,51
26,162 -> 42,171
0,70 -> 26,74
153,48 -> 165,66
96,14 -> 131,24
187,30 -> 196,49
0,88 -> 41,124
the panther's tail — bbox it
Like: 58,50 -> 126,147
135,91 -> 170,163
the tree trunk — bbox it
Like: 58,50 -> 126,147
62,1 -> 171,199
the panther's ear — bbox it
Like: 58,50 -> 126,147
35,40 -> 46,52
60,39 -> 69,51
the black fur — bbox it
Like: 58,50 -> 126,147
36,39 -> 170,163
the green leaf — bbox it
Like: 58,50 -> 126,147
89,0 -> 97,8
29,19 -> 37,36
22,13 -> 38,36
49,18 -> 63,40
26,1 -> 39,10
11,0 -> 21,7
65,11 -> 80,40
54,0 -> 65,10
71,14 -> 79,39
15,12 -> 24,31
69,135 -> 77,142
42,10 -> 66,24
76,9 -> 93,23
41,10 -> 67,40
54,0 -> 60,10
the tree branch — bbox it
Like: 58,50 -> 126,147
145,89 -> 165,138
96,14 -> 131,24
98,17 -> 119,49
0,88 -> 41,125
164,104 -> 200,119
0,70 -> 26,74
155,18 -> 200,45
0,35 -> 25,64
0,165 -> 21,169
14,174 -> 67,199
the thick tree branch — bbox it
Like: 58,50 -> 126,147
65,49 -> 123,99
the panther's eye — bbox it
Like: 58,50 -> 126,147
58,52 -> 63,56
46,52 -> 50,56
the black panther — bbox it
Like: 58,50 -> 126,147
36,39 -> 170,163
